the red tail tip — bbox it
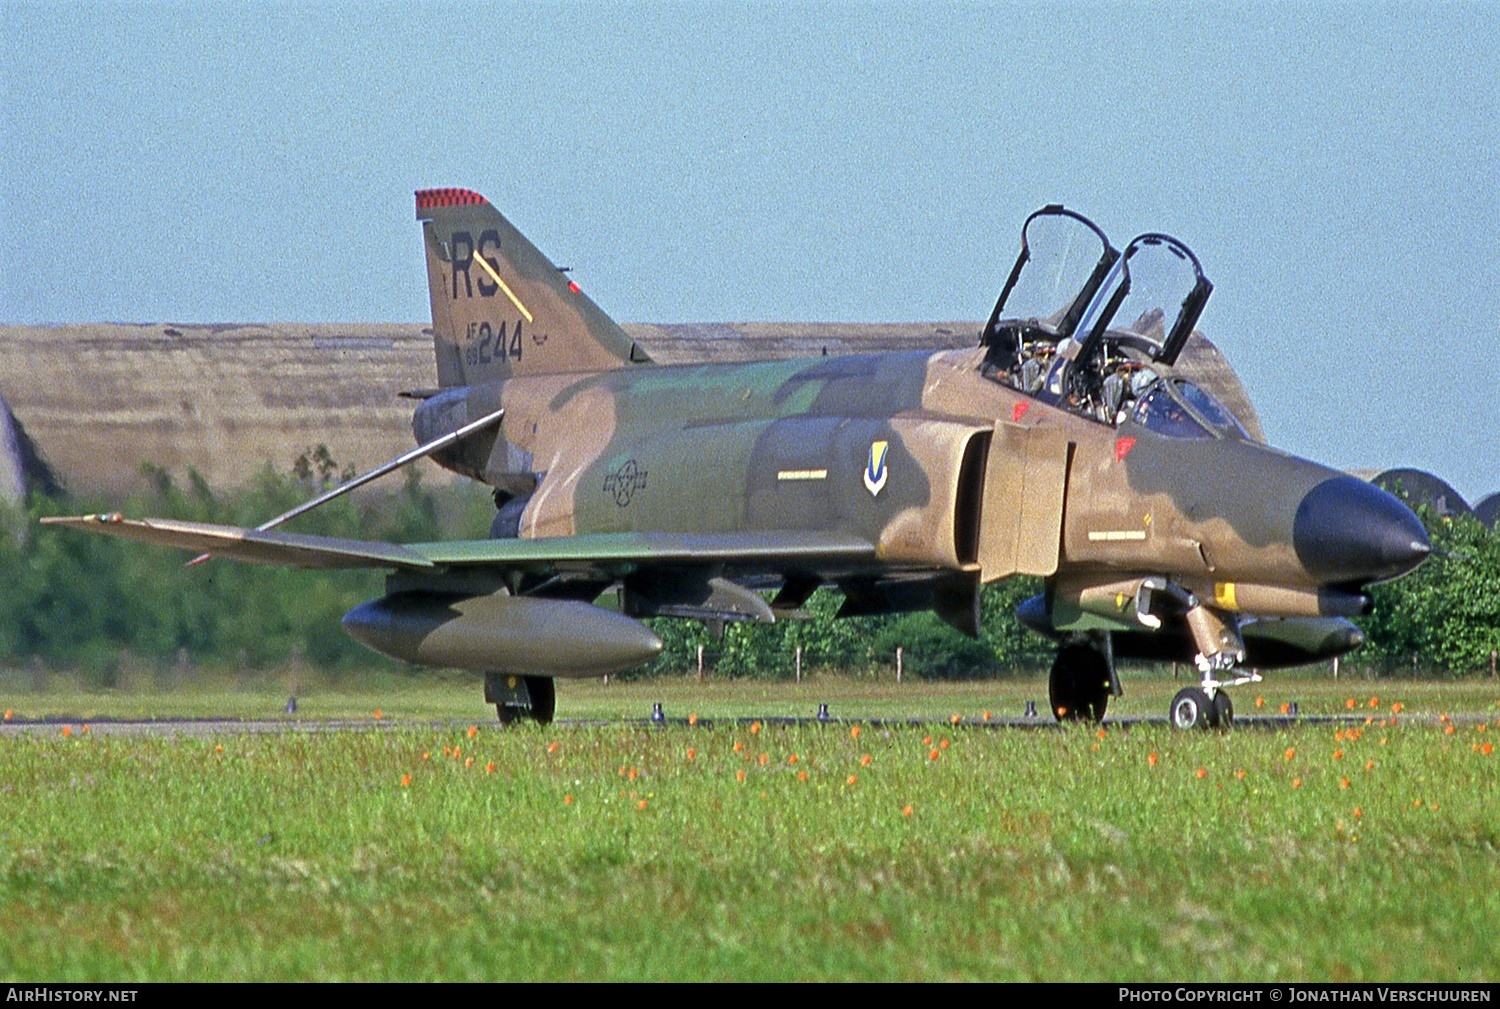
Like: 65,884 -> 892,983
415,188 -> 489,211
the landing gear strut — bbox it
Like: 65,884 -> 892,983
485,673 -> 556,726
1049,641 -> 1113,723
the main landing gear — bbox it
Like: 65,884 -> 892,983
1049,639 -> 1116,723
484,673 -> 556,726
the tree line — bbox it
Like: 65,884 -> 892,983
1,458 -> 1494,681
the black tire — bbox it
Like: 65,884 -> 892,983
1210,690 -> 1234,730
1049,644 -> 1111,723
493,675 -> 557,726
524,675 -> 556,724
1170,687 -> 1213,730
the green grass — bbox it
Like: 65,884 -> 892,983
0,674 -> 1496,980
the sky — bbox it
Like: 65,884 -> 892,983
2,1 -> 1496,503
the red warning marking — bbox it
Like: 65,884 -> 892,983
1012,401 -> 1030,423
1114,437 -> 1137,462
414,188 -> 489,210
568,280 -> 581,294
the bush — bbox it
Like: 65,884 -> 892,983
1358,510 -> 1500,675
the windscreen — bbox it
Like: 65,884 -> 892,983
1133,384 -> 1210,439
1173,380 -> 1248,437
1131,380 -> 1246,440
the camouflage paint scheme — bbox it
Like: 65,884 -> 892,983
46,190 -> 1430,727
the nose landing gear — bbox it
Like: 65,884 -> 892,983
1171,603 -> 1257,730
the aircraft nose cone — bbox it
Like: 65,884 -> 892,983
1293,476 -> 1431,584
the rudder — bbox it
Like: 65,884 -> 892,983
416,188 -> 650,387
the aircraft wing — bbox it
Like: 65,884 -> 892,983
40,514 -> 440,570
40,514 -> 878,577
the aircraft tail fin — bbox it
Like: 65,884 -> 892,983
415,188 -> 650,387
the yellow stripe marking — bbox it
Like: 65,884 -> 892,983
777,469 -> 828,482
1214,582 -> 1237,609
470,252 -> 534,323
1087,530 -> 1147,542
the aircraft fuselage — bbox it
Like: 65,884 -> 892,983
414,342 -> 1426,640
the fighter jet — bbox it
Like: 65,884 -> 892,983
44,191 -> 1431,728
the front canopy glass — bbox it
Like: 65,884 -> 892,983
982,207 -> 1117,393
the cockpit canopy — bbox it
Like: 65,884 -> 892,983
982,206 -> 1117,356
982,206 -> 1225,434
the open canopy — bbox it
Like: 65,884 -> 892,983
982,206 -> 1224,432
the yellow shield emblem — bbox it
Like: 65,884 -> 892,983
863,440 -> 889,497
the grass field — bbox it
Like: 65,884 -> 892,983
1,672 -> 1497,981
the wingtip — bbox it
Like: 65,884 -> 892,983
39,512 -> 124,527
